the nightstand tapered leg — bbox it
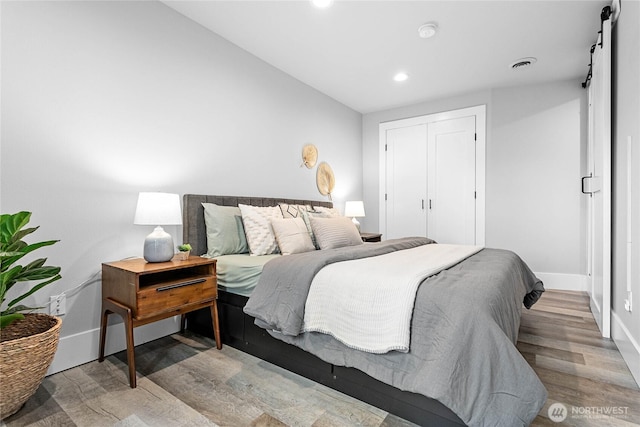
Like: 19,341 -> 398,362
124,312 -> 136,388
102,298 -> 137,388
98,307 -> 109,362
210,301 -> 222,350
180,314 -> 187,332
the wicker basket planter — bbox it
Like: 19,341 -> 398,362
0,314 -> 62,419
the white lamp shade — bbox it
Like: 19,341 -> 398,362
344,201 -> 366,218
134,192 -> 182,225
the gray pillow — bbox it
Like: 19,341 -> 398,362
309,216 -> 363,250
202,203 -> 249,257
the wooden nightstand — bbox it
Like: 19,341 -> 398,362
98,256 -> 220,388
360,232 -> 382,242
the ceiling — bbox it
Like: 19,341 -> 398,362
162,0 -> 607,114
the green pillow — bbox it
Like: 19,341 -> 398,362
202,203 -> 249,257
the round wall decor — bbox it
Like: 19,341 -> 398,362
301,144 -> 318,169
316,161 -> 335,199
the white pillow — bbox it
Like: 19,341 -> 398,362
279,203 -> 312,219
311,206 -> 341,217
270,217 -> 316,255
309,216 -> 363,250
238,204 -> 283,256
278,203 -> 320,247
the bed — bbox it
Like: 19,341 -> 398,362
182,194 -> 547,426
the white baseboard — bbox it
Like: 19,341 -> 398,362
47,316 -> 181,376
611,310 -> 640,388
534,272 -> 588,292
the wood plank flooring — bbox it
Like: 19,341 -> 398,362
2,290 -> 639,426
521,290 -> 640,426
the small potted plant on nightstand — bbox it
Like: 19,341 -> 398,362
0,211 -> 62,419
177,243 -> 191,261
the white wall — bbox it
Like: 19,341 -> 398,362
362,81 -> 587,284
612,0 -> 640,385
489,82 -> 586,278
0,1 -> 362,373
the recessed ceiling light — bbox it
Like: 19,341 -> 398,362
393,72 -> 409,82
418,22 -> 438,39
311,0 -> 333,8
509,57 -> 537,70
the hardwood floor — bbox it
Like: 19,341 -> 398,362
521,290 -> 640,426
2,290 -> 638,426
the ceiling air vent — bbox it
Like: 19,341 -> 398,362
510,57 -> 537,70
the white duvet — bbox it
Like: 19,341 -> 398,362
302,243 -> 483,353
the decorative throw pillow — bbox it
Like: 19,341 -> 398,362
278,203 -> 313,219
309,216 -> 363,250
202,203 -> 249,257
279,203 -> 318,246
270,217 -> 316,255
238,204 -> 283,256
311,206 -> 341,217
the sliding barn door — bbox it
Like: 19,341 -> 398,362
585,8 -> 612,338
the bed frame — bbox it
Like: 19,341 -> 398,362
183,194 -> 465,426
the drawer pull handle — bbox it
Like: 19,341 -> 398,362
156,278 -> 206,292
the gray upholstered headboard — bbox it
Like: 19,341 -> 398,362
183,194 -> 333,256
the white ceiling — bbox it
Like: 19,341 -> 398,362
162,0 -> 607,114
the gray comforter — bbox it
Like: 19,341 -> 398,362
244,238 -> 547,426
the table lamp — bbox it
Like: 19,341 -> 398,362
134,192 -> 182,262
344,200 -> 365,231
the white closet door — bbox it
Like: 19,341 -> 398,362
385,124 -> 427,239
427,116 -> 476,245
379,105 -> 485,244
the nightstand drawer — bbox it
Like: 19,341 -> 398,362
136,276 -> 216,318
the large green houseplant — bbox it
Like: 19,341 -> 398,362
1,211 -> 61,327
0,211 -> 63,419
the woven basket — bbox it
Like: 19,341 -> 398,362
0,314 -> 62,419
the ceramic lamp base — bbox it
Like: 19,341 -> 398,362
143,226 -> 174,263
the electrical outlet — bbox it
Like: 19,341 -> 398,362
624,291 -> 633,313
50,294 -> 66,316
